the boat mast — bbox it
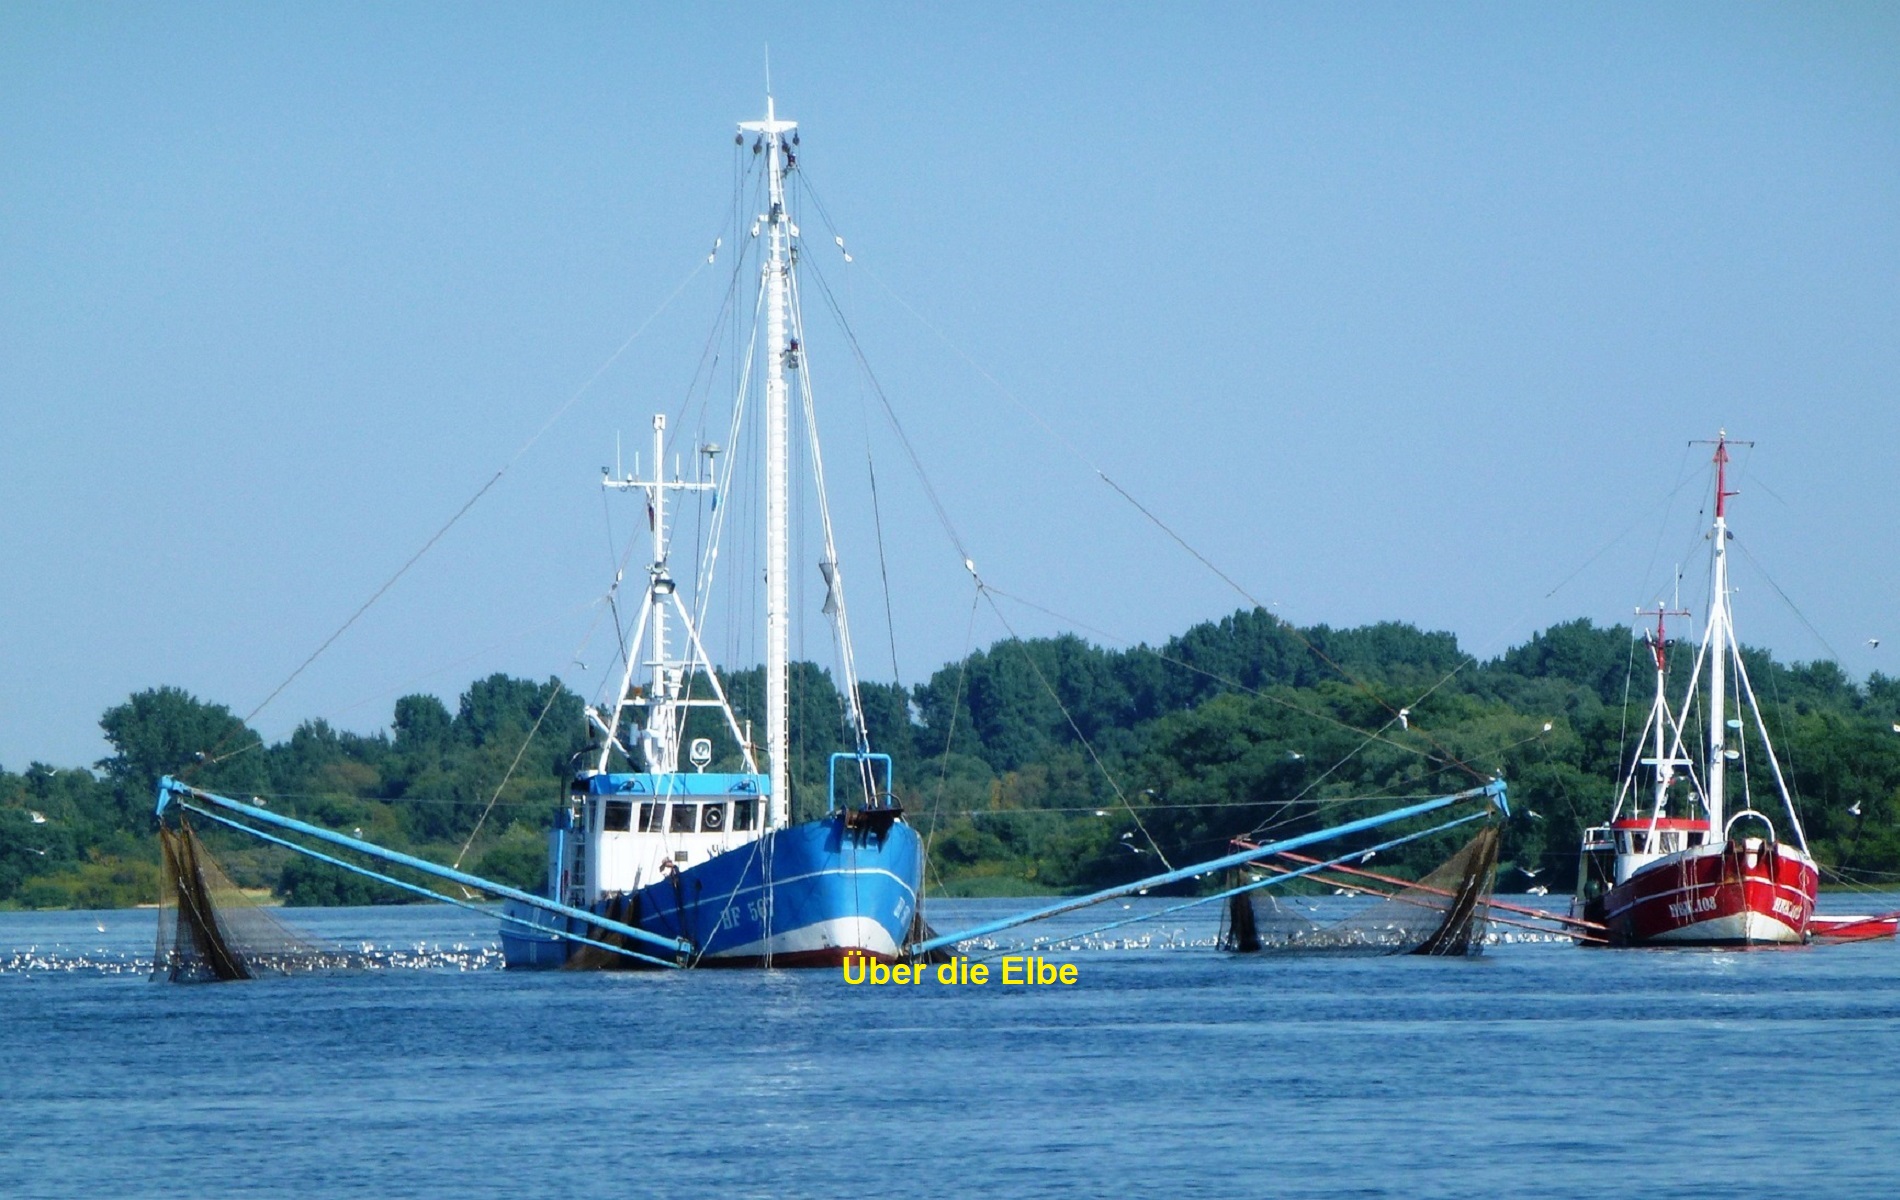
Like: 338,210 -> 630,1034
1639,603 -> 1690,816
647,415 -> 674,771
1699,431 -> 1745,834
741,96 -> 797,827
594,414 -> 739,775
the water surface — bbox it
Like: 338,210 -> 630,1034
4,896 -> 1895,1198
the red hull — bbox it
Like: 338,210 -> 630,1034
1584,838 -> 1818,947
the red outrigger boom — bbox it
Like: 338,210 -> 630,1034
1809,913 -> 1900,941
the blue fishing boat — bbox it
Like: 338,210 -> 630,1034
498,94 -> 921,967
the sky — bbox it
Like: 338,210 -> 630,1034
3,3 -> 1897,770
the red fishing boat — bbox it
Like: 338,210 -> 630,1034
1574,433 -> 1819,946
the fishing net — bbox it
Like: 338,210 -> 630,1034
154,820 -> 351,982
1222,825 -> 1501,957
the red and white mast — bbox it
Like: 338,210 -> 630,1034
1701,431 -> 1740,833
1637,603 -> 1691,819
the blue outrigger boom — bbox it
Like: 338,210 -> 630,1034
155,776 -> 692,967
908,779 -> 1508,956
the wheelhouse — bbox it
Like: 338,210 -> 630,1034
551,771 -> 771,906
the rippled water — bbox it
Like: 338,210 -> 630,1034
4,895 -> 1897,1199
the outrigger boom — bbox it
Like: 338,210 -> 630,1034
908,779 -> 1508,956
155,776 -> 692,967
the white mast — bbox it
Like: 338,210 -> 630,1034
740,96 -> 797,827
648,415 -> 673,769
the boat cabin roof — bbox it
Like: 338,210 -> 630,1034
573,772 -> 770,797
1609,817 -> 1708,831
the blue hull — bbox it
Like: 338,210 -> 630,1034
501,811 -> 923,968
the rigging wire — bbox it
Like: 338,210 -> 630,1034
791,205 -> 1494,788
451,678 -> 570,872
1732,537 -> 1847,666
975,578 -> 1175,871
921,589 -> 983,901
189,255 -> 715,776
797,176 -> 1456,859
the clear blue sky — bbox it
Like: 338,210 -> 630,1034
3,3 -> 1896,770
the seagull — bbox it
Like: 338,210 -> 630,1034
1288,751 -> 1304,761
1120,831 -> 1135,841
29,811 -> 46,825
352,828 -> 364,839
1397,708 -> 1411,730
1526,809 -> 1543,820
1332,887 -> 1352,896
1893,724 -> 1900,734
1121,843 -> 1146,855
1093,810 -> 1110,817
1541,722 -> 1554,733
1518,865 -> 1542,878
1359,849 -> 1377,864
1869,638 -> 1881,649
1527,885 -> 1550,897
1849,801 -> 1863,817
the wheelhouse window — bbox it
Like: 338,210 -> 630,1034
1660,831 -> 1681,852
603,800 -> 633,832
670,803 -> 698,833
732,798 -> 757,830
638,802 -> 661,832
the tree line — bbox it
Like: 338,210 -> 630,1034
4,608 -> 1899,909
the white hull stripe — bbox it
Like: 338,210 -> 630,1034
709,915 -> 901,960
1645,910 -> 1803,944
